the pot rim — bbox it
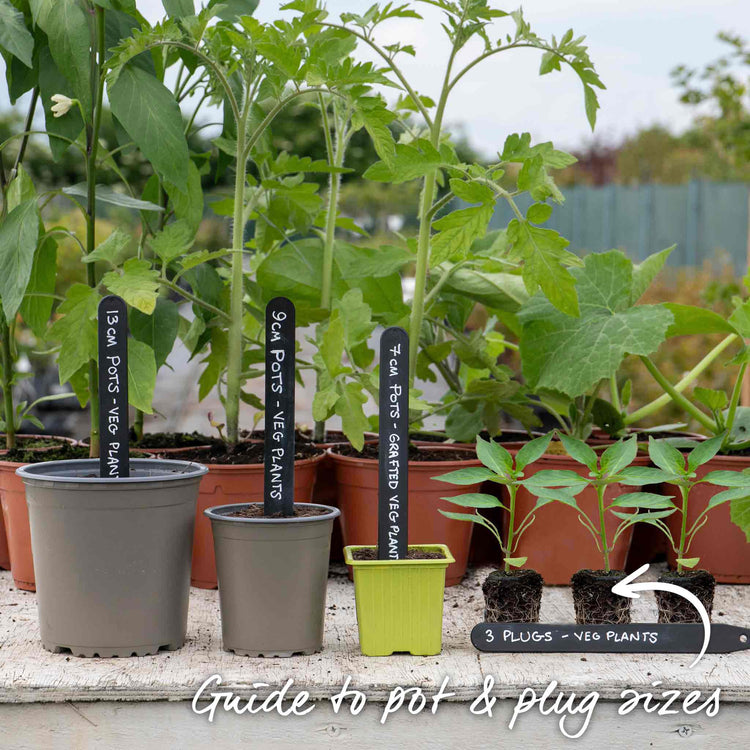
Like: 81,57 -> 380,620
165,448 -> 327,471
205,501 -> 340,524
15,458 -> 208,484
328,444 -> 480,467
344,544 -> 455,567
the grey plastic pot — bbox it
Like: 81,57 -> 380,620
205,502 -> 339,657
16,459 -> 207,657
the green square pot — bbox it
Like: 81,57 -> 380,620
344,544 -> 454,656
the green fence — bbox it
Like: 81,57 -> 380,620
486,181 -> 750,271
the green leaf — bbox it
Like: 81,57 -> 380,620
527,202 -> 553,225
127,338 -> 156,413
676,557 -> 700,569
102,258 -> 160,315
432,467 -> 496,485
445,403 -> 483,442
208,0 -> 258,22
312,385 -> 339,422
519,250 -> 673,397
648,437 -> 687,475
559,433 -> 598,470
352,95 -> 395,165
664,303 -> 737,337
617,466 -> 676,486
504,557 -> 528,568
441,493 -> 502,508
129,297 -> 179,370
363,141 -> 448,184
163,0 -> 194,16
63,183 -> 165,212
476,434 -> 513,476
150,220 -> 195,265
7,164 -> 36,211
514,433 -> 552,470
693,387 -> 728,412
687,434 -> 724,472
164,161 -> 204,233
0,0 -> 34,68
0,200 -> 40,322
730,493 -> 750,542
600,437 -> 638,476
318,315 -> 346,378
701,470 -> 750,488
83,228 -> 131,267
438,510 -> 487,525
631,247 -> 673,303
48,284 -> 99,383
336,381 -> 369,451
109,65 -> 189,185
707,487 -> 750,510
592,397 -> 625,437
19,234 -> 56,338
31,0 -> 91,110
522,469 -> 587,488
441,267 -> 529,312
609,492 -> 675,509
430,203 -> 494,267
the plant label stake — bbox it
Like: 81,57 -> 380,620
471,623 -> 750,655
378,326 -> 409,560
97,295 -> 129,478
264,297 -> 296,516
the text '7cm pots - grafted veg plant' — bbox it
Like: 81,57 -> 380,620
345,328 -> 453,657
205,299 -> 339,657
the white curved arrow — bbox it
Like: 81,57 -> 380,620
611,563 -> 711,668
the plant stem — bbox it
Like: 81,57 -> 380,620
596,484 -> 610,572
626,334 -> 736,424
505,484 -> 517,573
0,318 -> 15,450
224,92 -> 249,447
84,6 -> 106,458
609,374 -> 621,412
723,362 -> 747,444
639,356 -> 717,433
677,485 -> 689,573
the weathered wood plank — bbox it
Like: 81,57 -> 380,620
0,567 -> 748,704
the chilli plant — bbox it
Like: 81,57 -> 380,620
525,434 -> 677,572
433,433 -> 580,573
618,436 -> 750,571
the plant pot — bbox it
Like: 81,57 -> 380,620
344,544 -> 454,656
656,570 -> 715,623
571,569 -> 631,625
205,502 -> 339,657
508,451 -> 650,584
184,451 -> 325,589
482,568 -> 544,623
16,459 -> 207,657
331,445 -> 481,585
663,454 -> 750,583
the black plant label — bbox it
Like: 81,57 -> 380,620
98,295 -> 129,478
264,297 -> 296,516
378,326 -> 409,560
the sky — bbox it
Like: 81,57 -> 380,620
2,1 -> 748,156
137,0 -> 750,155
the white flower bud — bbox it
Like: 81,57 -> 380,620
50,94 -> 74,118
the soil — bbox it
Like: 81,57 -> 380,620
656,570 -> 715,623
4,444 -> 151,462
571,569 -> 632,625
351,547 -> 446,560
242,428 -> 316,444
0,435 -> 71,451
335,442 -> 473,462
131,430 -> 217,449
227,504 -> 332,519
161,441 -> 324,465
482,569 -> 544,623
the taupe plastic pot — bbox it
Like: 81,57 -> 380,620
17,459 -> 207,657
205,502 -> 339,657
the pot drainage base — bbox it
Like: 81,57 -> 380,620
43,641 -> 184,658
226,647 -> 320,658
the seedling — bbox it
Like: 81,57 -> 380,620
617,436 -> 750,572
434,433 -> 579,573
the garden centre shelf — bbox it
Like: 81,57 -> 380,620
1,565 -> 749,747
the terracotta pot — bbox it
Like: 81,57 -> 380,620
664,454 -> 750,583
188,452 -> 326,588
0,435 -> 77,587
330,445 -> 482,586
508,452 -> 651,585
0,460 -> 33,588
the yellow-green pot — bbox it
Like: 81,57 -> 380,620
344,544 -> 454,656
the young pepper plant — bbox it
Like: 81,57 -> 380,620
617,436 -> 750,571
433,433 -> 580,573
525,434 -> 676,572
